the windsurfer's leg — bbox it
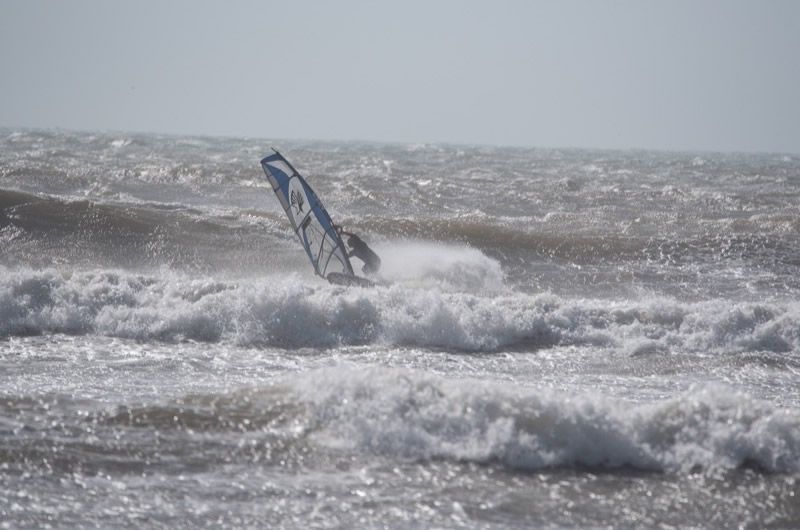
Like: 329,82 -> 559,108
362,259 -> 380,275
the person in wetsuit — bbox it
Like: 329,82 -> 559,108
337,227 -> 381,275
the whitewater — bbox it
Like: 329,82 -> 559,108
1,129 -> 799,528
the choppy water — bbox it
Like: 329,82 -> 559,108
1,129 -> 799,528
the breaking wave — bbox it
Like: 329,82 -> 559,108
9,366 -> 795,475
289,366 -> 800,473
2,267 -> 800,355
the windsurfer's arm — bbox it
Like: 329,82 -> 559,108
336,225 -> 354,235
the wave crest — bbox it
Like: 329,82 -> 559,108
292,367 -> 800,473
3,268 -> 800,354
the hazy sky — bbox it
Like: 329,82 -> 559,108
1,0 -> 799,153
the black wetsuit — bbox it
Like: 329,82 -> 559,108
346,234 -> 381,275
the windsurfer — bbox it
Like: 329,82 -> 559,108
337,227 -> 381,275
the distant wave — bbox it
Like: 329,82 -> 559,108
0,189 -> 292,271
367,216 -> 800,267
3,268 -> 800,355
3,189 -> 798,274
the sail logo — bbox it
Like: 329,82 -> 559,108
290,189 -> 305,214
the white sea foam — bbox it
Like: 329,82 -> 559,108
288,365 -> 800,473
110,138 -> 131,149
2,268 -> 800,356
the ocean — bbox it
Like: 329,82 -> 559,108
1,129 -> 798,528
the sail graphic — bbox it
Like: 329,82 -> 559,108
260,150 -> 355,278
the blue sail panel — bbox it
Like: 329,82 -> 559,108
260,151 -> 354,278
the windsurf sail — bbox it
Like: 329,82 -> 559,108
260,150 -> 355,279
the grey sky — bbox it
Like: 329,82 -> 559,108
1,0 -> 798,153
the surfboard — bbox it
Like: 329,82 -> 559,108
260,150 -> 372,286
326,272 -> 376,288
